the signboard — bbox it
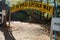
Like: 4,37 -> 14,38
10,1 -> 53,15
51,18 -> 60,31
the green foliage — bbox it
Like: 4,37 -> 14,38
11,10 -> 29,21
57,0 -> 60,2
11,9 -> 52,21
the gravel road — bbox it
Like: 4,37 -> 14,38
0,21 -> 50,40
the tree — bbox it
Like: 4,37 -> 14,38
57,0 -> 60,2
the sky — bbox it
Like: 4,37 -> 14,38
0,0 -> 2,1
6,0 -> 58,7
6,0 -> 25,7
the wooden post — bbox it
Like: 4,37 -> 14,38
50,0 -> 58,40
50,18 -> 54,40
9,8 -> 11,27
40,0 -> 42,20
2,0 -> 7,27
54,0 -> 57,40
46,0 -> 49,24
32,9 -> 34,21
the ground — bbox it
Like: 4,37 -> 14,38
0,21 -> 50,40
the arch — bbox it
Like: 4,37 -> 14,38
10,1 -> 54,15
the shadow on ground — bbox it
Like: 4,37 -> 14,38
0,26 -> 16,40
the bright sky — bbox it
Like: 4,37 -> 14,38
6,0 -> 25,7
0,0 -> 2,1
6,0 -> 56,7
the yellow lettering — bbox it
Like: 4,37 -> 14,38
10,2 -> 53,15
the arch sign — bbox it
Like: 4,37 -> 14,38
10,1 -> 53,15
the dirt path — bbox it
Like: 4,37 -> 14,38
0,21 -> 50,40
